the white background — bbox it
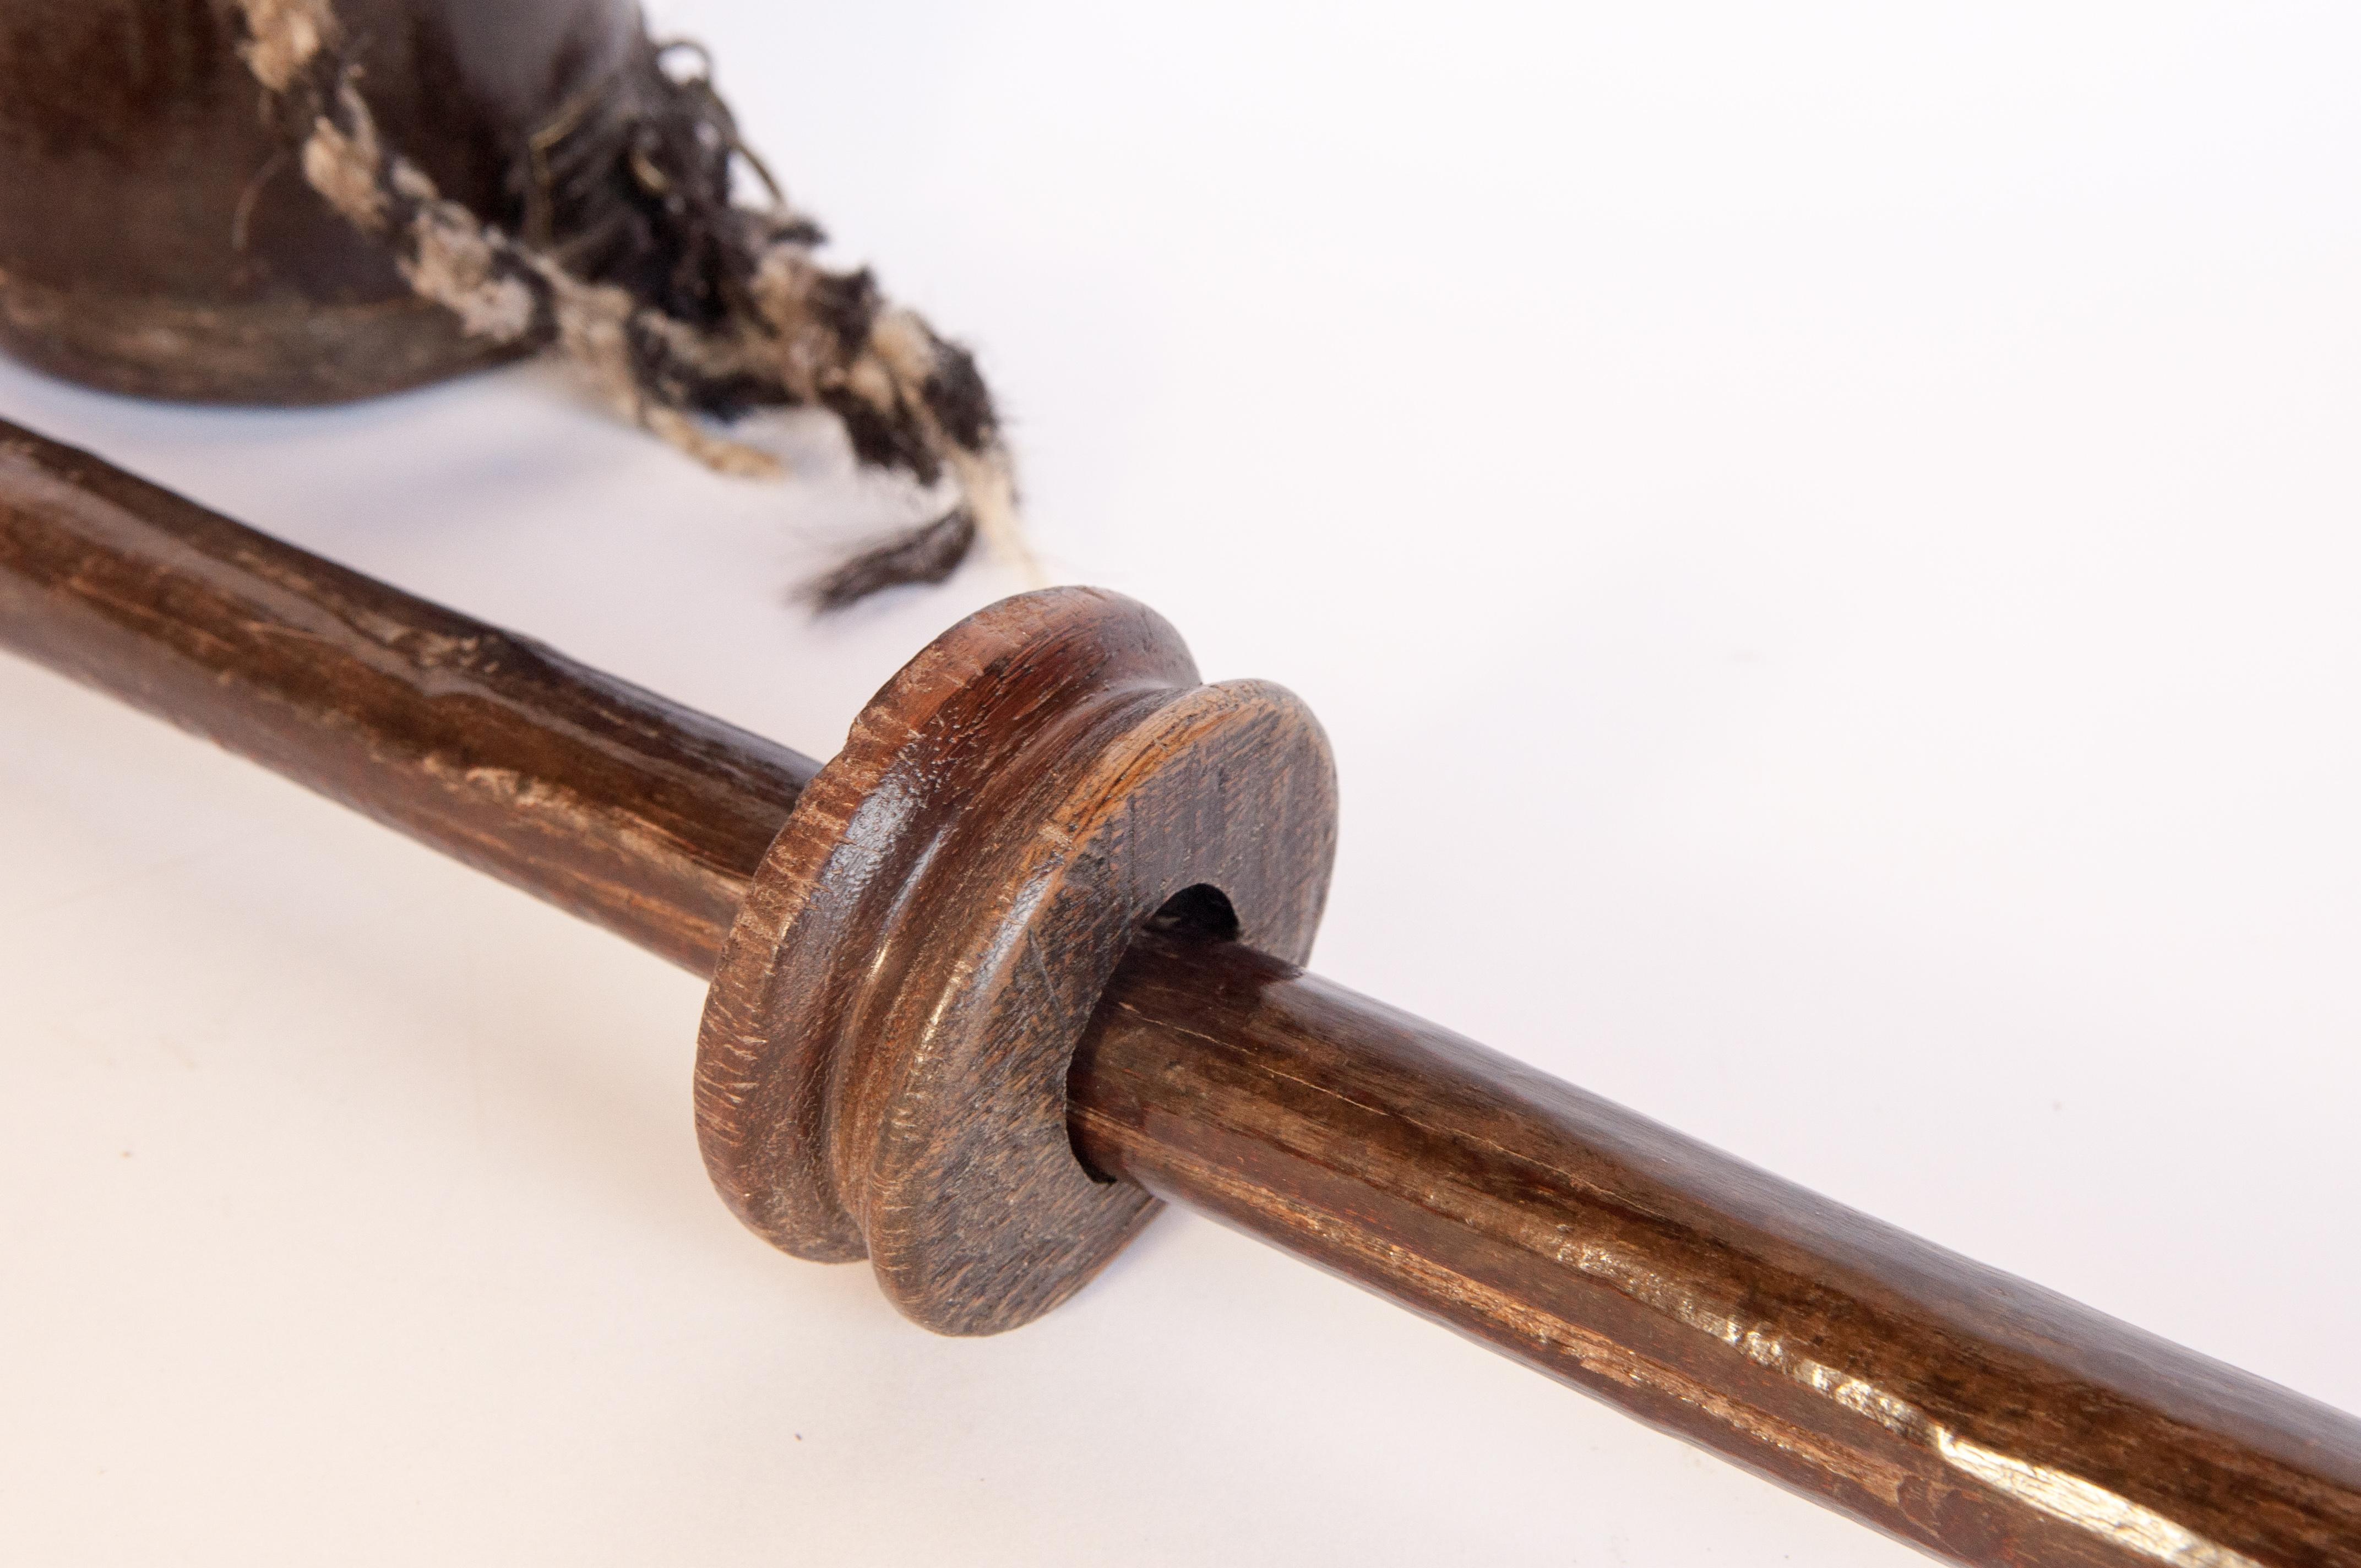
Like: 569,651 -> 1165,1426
4,3 -> 2358,1562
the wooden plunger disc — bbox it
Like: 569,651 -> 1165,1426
695,587 -> 1338,1335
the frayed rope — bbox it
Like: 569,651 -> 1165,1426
230,0 -> 1034,606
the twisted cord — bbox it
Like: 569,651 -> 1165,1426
232,0 -> 1032,603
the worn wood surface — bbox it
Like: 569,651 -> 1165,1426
697,586 -> 1337,1332
4,419 -> 2358,1565
0,0 -> 638,401
1073,930 -> 2361,1567
0,419 -> 815,970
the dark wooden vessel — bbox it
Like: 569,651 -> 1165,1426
0,0 -> 640,402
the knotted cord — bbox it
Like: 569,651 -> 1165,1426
231,0 -> 1030,605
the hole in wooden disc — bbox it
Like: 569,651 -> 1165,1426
1064,884 -> 1243,1187
1144,883 -> 1240,943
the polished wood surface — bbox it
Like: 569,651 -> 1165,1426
4,418 -> 2357,1565
698,586 -> 1336,1332
0,420 -> 815,970
1073,929 -> 2361,1567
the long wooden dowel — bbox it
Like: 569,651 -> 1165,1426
1075,932 -> 2361,1567
0,423 -> 815,971
4,419 -> 2357,1567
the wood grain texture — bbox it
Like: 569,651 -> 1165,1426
1072,930 -> 2361,1568
5,420 -> 2358,1565
696,586 -> 1337,1333
0,420 -> 816,970
0,0 -> 639,401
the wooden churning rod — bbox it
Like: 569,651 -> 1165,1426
3,416 -> 2357,1567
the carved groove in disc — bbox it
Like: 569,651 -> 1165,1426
695,586 -> 1338,1333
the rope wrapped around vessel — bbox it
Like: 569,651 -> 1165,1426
231,0 -> 1025,605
